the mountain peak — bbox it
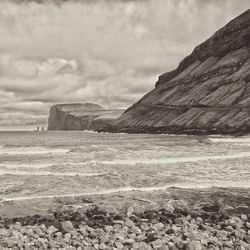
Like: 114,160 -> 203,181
156,9 -> 250,87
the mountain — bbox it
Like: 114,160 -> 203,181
111,9 -> 250,135
47,103 -> 124,131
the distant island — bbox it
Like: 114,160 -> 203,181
47,103 -> 124,131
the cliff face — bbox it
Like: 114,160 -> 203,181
112,10 -> 250,134
48,103 -> 123,131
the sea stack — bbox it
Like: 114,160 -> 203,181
112,9 -> 250,135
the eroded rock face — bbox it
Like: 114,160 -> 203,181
47,103 -> 124,131
112,9 -> 250,135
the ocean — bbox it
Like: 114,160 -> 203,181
0,131 -> 249,201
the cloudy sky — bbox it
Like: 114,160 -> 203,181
0,0 -> 249,130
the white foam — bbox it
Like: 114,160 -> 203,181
0,171 -> 103,177
2,182 -> 250,202
0,163 -> 54,169
0,147 -> 69,155
101,152 -> 250,165
209,137 -> 250,143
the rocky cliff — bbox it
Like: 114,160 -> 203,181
111,9 -> 250,135
48,103 -> 124,131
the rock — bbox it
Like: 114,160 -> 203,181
113,220 -> 124,226
115,241 -> 124,249
104,225 -> 113,233
154,223 -> 164,231
151,239 -> 163,249
55,231 -> 63,238
79,227 -> 89,237
61,221 -> 75,233
47,225 -> 58,234
99,243 -> 108,249
168,242 -> 178,250
185,240 -> 203,250
165,228 -> 175,235
171,236 -> 184,248
125,219 -> 135,228
100,235 -> 109,243
240,214 -> 248,221
13,222 -> 22,231
0,228 -> 11,237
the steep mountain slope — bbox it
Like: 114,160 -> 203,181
48,103 -> 124,131
112,9 -> 250,134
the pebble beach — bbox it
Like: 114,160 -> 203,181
0,187 -> 250,249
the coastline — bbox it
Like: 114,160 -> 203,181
0,187 -> 249,249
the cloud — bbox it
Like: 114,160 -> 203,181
0,0 -> 249,129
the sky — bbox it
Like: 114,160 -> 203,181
0,0 -> 249,130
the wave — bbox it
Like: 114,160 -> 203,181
0,163 -> 54,169
2,181 -> 250,202
0,171 -> 103,177
0,146 -> 70,155
209,136 -> 250,143
100,152 -> 250,165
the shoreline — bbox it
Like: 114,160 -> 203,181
0,187 -> 249,249
1,187 -> 249,219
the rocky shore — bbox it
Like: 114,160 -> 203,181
0,188 -> 249,249
0,205 -> 250,249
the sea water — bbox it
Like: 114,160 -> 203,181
0,131 -> 249,201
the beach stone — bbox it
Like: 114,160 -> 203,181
125,219 -> 135,228
100,235 -> 109,244
160,246 -> 170,250
12,230 -> 23,239
154,223 -> 164,231
6,237 -> 18,248
151,239 -> 163,249
115,241 -> 124,249
224,240 -> 234,248
113,223 -> 122,230
13,222 -> 22,231
240,214 -> 248,221
216,230 -> 228,239
165,228 -> 175,235
168,242 -> 178,250
64,232 -> 71,239
234,228 -> 246,239
0,228 -> 11,237
171,236 -> 184,248
104,225 -> 113,233
125,238 -> 134,244
61,221 -> 75,233
185,241 -> 202,250
138,242 -> 153,250
47,225 -> 58,234
39,224 -> 47,231
79,227 -> 89,237
208,236 -> 222,246
99,243 -> 108,249
113,220 -> 124,225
